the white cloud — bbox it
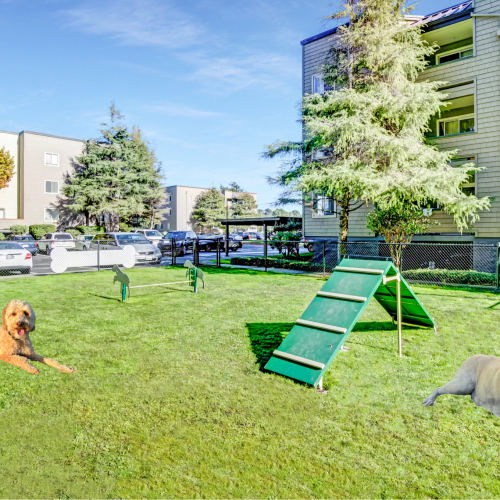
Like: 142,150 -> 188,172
142,103 -> 227,118
59,0 -> 203,49
184,52 -> 301,92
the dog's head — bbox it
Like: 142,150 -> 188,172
2,300 -> 36,340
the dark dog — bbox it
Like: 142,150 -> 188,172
0,299 -> 75,375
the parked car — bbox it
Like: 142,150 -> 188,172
198,234 -> 242,252
132,229 -> 163,247
303,238 -> 315,253
5,234 -> 38,255
229,233 -> 243,241
90,233 -> 162,265
159,231 -> 241,256
0,241 -> 32,274
74,234 -> 94,251
37,233 -> 75,255
242,232 -> 261,240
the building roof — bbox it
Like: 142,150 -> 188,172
300,1 -> 473,45
412,1 -> 473,27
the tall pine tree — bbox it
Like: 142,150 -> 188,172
63,106 -> 166,227
265,0 -> 490,242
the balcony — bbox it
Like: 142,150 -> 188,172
422,18 -> 473,69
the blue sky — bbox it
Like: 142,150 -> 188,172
1,0 -> 456,210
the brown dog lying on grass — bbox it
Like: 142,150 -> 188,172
0,299 -> 75,375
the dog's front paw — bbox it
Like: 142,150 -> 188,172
423,396 -> 435,406
66,366 -> 76,374
30,367 -> 40,375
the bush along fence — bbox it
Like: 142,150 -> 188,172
217,239 -> 500,291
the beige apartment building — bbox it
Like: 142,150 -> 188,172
0,130 -> 85,229
301,0 -> 500,243
161,185 -> 257,232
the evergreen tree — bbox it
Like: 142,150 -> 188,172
220,182 -> 244,192
192,188 -> 225,232
231,193 -> 257,218
63,106 -> 166,227
265,0 -> 490,242
0,147 -> 15,190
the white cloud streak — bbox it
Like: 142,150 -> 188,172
60,0 -> 204,49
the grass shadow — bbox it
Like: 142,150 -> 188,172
246,322 -> 295,369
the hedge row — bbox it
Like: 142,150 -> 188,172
402,268 -> 496,286
230,256 -> 331,272
230,259 -> 497,286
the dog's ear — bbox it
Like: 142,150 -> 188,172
1,302 -> 9,328
26,302 -> 35,332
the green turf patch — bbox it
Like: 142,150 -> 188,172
0,267 -> 500,498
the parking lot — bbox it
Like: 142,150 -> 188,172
0,242 -> 293,277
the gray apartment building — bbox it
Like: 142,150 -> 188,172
301,0 -> 500,243
161,185 -> 258,232
0,130 -> 85,229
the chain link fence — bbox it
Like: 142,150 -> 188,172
222,239 -> 500,291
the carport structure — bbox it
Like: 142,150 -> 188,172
216,216 -> 302,256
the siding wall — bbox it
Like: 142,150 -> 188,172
0,131 -> 21,227
22,132 -> 84,227
301,1 -> 500,241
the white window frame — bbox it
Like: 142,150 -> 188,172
44,152 -> 59,166
452,155 -> 476,195
437,45 -> 474,65
0,208 -> 5,219
44,208 -> 59,222
312,74 -> 334,95
312,194 -> 337,218
437,114 -> 475,137
44,180 -> 59,194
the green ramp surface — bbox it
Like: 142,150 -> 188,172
264,258 -> 435,387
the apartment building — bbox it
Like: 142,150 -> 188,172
301,0 -> 500,243
161,185 -> 257,232
0,130 -> 85,229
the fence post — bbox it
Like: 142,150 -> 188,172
399,243 -> 403,271
264,238 -> 268,272
496,242 -> 500,291
97,241 -> 100,272
323,241 -> 326,277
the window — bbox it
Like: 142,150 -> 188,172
438,115 -> 474,137
314,194 -> 336,217
166,208 -> 172,216
0,209 -> 4,219
437,46 -> 473,65
452,156 -> 476,196
312,75 -> 334,95
45,153 -> 59,166
45,181 -> 59,194
44,209 -> 59,222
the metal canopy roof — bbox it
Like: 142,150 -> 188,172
216,216 -> 302,226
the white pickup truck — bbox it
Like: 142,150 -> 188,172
37,232 -> 75,255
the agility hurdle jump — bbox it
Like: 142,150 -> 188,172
113,261 -> 205,302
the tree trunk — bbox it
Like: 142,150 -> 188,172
85,210 -> 90,226
338,193 -> 351,257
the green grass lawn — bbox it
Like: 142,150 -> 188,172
1,267 -> 500,498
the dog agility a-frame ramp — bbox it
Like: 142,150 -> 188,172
265,258 -> 435,388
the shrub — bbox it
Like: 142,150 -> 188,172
75,225 -> 106,235
9,225 -> 28,235
0,233 -> 5,241
66,229 -> 81,238
29,224 -> 56,240
119,222 -> 129,232
402,268 -> 495,287
230,256 -> 333,273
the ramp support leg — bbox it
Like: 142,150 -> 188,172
122,283 -> 127,303
317,378 -> 323,391
383,273 -> 402,357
